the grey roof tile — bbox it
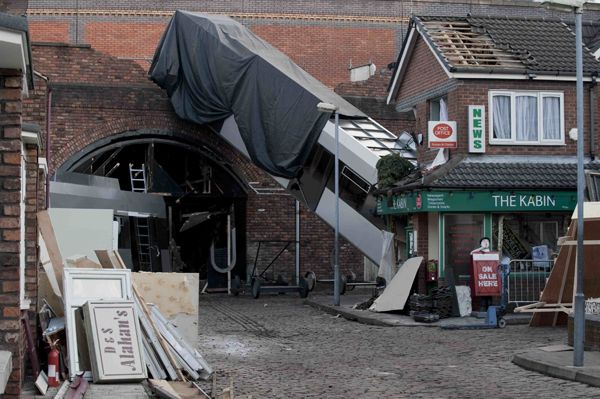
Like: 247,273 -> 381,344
426,161 -> 600,189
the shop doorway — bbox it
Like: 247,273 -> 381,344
443,214 -> 485,286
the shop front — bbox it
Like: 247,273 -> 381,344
377,190 -> 576,289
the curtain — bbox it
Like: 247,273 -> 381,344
543,96 -> 561,140
492,95 -> 511,139
516,95 -> 538,141
439,97 -> 448,121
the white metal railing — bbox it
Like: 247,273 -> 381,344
507,259 -> 555,306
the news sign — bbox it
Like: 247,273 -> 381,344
472,252 -> 501,296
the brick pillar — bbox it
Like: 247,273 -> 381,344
0,69 -> 25,398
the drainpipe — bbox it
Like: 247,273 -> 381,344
590,74 -> 597,160
45,87 -> 52,209
34,71 -> 51,209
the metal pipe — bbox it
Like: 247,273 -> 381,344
45,87 -> 52,209
295,200 -> 300,286
334,111 -> 340,306
590,75 -> 596,160
574,6 -> 586,368
227,213 -> 231,295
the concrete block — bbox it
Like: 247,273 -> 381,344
0,350 -> 12,394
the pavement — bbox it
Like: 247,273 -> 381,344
192,292 -> 600,398
513,345 -> 600,388
304,293 -> 532,328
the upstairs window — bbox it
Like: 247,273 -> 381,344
430,96 -> 448,121
489,91 -> 564,145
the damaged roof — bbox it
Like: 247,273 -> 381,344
383,156 -> 600,193
416,15 -> 600,75
388,15 -> 600,101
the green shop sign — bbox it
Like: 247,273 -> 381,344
377,190 -> 576,215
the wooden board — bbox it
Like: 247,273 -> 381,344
38,211 -> 64,296
531,217 -> 600,326
132,272 -> 199,317
369,256 -> 424,312
94,249 -> 121,269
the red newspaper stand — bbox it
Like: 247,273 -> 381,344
471,251 -> 501,297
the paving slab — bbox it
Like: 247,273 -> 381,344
513,346 -> 600,387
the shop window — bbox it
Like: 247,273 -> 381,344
429,96 -> 448,121
492,214 -> 565,260
489,90 -> 564,145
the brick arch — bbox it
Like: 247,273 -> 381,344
52,115 -> 268,186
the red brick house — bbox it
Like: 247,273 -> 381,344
0,11 -> 44,397
380,15 -> 600,298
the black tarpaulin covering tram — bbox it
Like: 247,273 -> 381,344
149,10 -> 365,178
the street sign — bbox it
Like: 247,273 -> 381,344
468,105 -> 485,153
428,121 -> 457,148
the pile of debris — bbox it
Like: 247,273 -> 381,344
409,286 -> 455,322
35,210 -> 220,398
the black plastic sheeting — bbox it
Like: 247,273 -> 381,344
150,11 -> 366,178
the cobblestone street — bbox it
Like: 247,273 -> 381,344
192,293 -> 600,399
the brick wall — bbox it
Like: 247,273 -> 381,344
396,37 -> 451,105
0,68 -> 25,398
24,43 -> 362,284
449,80 -> 597,158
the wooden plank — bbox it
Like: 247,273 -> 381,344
94,250 -> 116,269
113,251 -> 186,381
149,379 -> 182,399
514,302 -> 546,312
561,240 -> 600,246
65,255 -> 102,269
38,211 -> 64,295
553,242 -> 574,326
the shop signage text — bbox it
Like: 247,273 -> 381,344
377,190 -> 576,215
468,105 -> 485,153
492,194 -> 555,208
428,121 -> 457,149
472,252 -> 501,296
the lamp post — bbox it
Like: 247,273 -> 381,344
317,102 -> 341,306
537,0 -> 586,367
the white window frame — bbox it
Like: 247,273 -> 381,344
19,143 -> 27,310
488,90 -> 565,145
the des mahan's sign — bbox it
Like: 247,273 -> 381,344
468,105 -> 486,153
428,121 -> 457,148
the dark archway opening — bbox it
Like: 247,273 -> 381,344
55,135 -> 248,288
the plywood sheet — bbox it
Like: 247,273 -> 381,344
369,256 -> 423,312
531,218 -> 600,326
38,212 -> 64,295
132,273 -> 199,317
48,208 -> 114,264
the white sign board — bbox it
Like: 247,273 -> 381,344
83,301 -> 146,382
468,105 -> 486,153
63,268 -> 132,380
428,121 -> 457,148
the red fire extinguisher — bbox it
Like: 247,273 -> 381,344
47,339 -> 60,387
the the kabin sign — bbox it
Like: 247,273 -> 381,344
428,121 -> 457,148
